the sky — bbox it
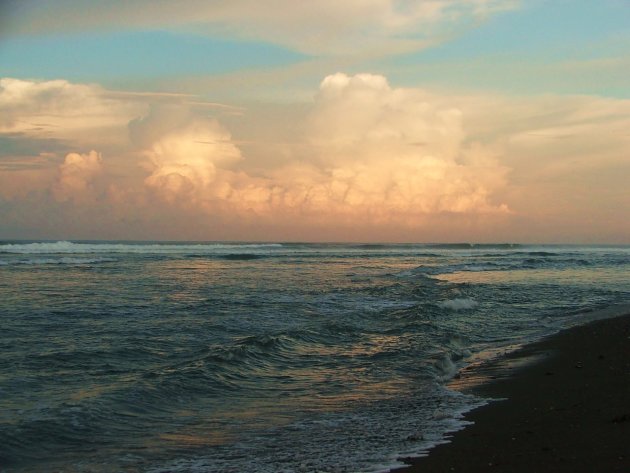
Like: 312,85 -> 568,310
0,0 -> 629,243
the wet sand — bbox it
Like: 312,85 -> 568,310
393,313 -> 630,473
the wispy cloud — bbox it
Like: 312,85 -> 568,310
4,0 -> 520,56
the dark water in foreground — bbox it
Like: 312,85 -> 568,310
1,242 -> 629,472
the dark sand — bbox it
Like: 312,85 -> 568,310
394,313 -> 630,473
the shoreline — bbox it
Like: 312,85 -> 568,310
392,311 -> 630,472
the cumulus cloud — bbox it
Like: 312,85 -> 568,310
0,78 -> 236,149
120,73 -> 509,224
3,73 -> 629,241
209,73 -> 509,222
6,0 -> 519,55
0,78 -> 146,207
0,77 -> 246,205
126,103 -> 244,204
143,119 -> 242,203
0,77 -> 143,149
53,150 -> 103,202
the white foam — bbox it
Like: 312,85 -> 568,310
433,354 -> 459,380
13,257 -> 116,265
0,241 -> 283,255
438,298 -> 478,310
146,389 -> 487,473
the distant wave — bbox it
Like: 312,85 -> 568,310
351,244 -> 388,250
0,257 -> 116,265
0,241 -> 283,255
393,263 -> 503,278
219,254 -> 264,260
394,256 -> 594,278
425,243 -> 521,250
515,251 -> 559,256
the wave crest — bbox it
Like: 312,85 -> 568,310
0,241 -> 283,255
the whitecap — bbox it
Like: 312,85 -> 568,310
0,241 -> 283,255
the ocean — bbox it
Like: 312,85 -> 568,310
1,241 -> 629,472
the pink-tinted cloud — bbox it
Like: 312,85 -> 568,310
1,74 -> 629,242
117,73 -> 509,226
53,150 -> 103,202
212,73 -> 509,222
143,119 -> 242,203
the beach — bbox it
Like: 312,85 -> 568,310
394,312 -> 630,473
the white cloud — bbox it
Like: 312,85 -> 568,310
150,73 -> 510,225
250,73 -> 509,220
0,78 -> 237,148
138,109 -> 242,203
2,73 -> 629,241
0,77 -> 142,147
124,73 -> 510,223
53,150 -> 103,202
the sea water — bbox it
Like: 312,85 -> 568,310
1,242 -> 628,472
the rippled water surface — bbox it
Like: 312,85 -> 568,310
1,242 -> 629,472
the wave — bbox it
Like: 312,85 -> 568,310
438,298 -> 479,310
425,243 -> 522,250
393,263 -> 502,278
1,257 -> 116,265
219,253 -> 264,260
473,250 -> 561,257
0,241 -> 283,255
350,243 -> 388,250
394,256 -> 594,278
203,334 -> 295,363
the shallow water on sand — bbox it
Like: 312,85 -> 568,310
1,242 -> 628,472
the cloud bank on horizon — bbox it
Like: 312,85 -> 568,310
0,1 -> 629,242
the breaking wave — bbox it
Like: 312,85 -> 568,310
3,257 -> 116,265
1,241 -> 628,473
0,241 -> 283,255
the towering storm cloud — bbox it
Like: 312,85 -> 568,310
133,107 -> 242,204
91,73 -> 509,229
197,73 -> 510,225
301,73 -> 509,216
1,70 -> 628,241
53,150 -> 103,202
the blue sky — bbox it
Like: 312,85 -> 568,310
386,0 -> 630,96
401,1 -> 629,63
1,0 -> 628,97
0,32 -> 306,83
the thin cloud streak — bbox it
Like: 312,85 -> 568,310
4,0 -> 520,56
